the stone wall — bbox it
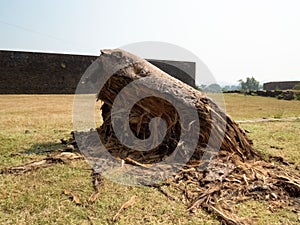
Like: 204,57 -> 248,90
263,81 -> 300,91
0,50 -> 195,94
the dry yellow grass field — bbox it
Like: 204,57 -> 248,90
0,93 -> 299,224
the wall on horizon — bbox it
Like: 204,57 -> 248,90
263,81 -> 300,91
0,50 -> 195,94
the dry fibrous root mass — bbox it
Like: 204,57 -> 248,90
84,49 -> 300,224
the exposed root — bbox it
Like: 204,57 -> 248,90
0,152 -> 82,174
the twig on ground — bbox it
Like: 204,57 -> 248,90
113,195 -> 137,221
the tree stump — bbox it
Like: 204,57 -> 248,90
95,49 -> 258,165
77,49 -> 299,225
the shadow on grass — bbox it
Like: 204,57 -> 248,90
21,142 -> 65,155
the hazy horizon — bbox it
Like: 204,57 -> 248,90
1,0 -> 299,85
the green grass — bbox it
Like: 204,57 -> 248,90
236,200 -> 299,225
241,121 -> 300,165
0,94 -> 299,224
0,163 -> 218,224
222,93 -> 300,120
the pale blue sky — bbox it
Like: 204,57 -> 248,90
0,0 -> 299,85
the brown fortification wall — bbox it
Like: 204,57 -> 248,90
0,50 -> 195,94
263,81 -> 300,91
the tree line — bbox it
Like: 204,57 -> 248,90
197,76 -> 261,93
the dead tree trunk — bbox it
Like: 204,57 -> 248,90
80,49 -> 299,224
94,49 -> 258,165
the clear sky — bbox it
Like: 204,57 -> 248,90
1,0 -> 299,85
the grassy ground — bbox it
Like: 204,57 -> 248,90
0,94 -> 299,224
223,93 -> 299,120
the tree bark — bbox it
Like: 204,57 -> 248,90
94,49 -> 258,165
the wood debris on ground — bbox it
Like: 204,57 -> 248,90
113,195 -> 137,221
82,49 -> 299,225
63,189 -> 81,205
0,151 -> 83,174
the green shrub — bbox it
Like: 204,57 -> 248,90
293,83 -> 300,90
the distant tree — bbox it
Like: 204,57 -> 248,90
195,84 -> 207,91
238,77 -> 260,93
203,83 -> 222,93
222,85 -> 241,92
